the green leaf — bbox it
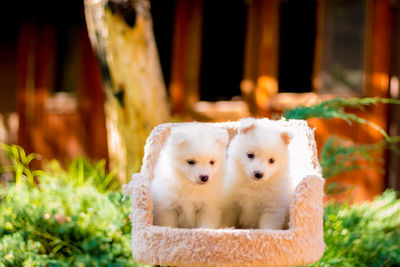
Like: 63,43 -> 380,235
320,136 -> 384,179
18,146 -> 28,166
284,97 -> 400,141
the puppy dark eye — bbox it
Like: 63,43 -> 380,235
247,152 -> 254,159
187,160 -> 196,165
269,158 -> 275,164
209,160 -> 215,165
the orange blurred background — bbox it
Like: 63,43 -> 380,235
0,0 -> 400,202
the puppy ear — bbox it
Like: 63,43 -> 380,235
215,129 -> 229,146
280,131 -> 293,145
171,132 -> 188,146
239,118 -> 256,135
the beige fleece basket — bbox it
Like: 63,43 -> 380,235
123,119 -> 325,267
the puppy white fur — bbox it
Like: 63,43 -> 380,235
223,119 -> 293,230
151,124 -> 228,229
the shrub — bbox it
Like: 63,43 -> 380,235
312,190 -> 400,267
0,174 -> 144,267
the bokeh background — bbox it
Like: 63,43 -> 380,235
1,0 -> 400,200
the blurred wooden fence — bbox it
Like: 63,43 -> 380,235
17,21 -> 108,167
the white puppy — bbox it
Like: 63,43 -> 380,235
223,119 -> 293,230
151,124 -> 229,229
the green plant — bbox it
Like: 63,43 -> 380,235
312,190 -> 400,266
0,174 -> 144,267
0,144 -> 145,266
45,158 -> 120,193
320,136 -> 385,195
320,136 -> 383,179
283,97 -> 400,140
0,143 -> 120,193
284,97 -> 400,195
320,135 -> 400,182
0,143 -> 45,189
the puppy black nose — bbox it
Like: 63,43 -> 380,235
199,175 -> 209,182
254,171 -> 264,179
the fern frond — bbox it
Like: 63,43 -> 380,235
320,136 -> 384,179
284,97 -> 400,141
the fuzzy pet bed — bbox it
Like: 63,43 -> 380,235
123,119 -> 325,267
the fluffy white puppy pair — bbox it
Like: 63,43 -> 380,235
151,119 -> 293,230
